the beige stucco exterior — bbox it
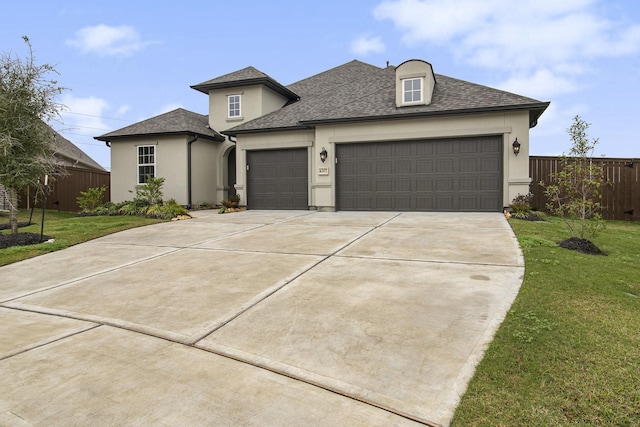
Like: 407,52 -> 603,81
110,135 -> 227,206
208,85 -> 289,132
105,59 -> 544,212
234,110 -> 532,211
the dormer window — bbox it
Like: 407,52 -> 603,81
403,78 -> 423,103
228,94 -> 241,118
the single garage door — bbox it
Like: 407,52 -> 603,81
247,148 -> 308,209
336,136 -> 502,211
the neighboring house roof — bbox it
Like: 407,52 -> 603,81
224,60 -> 549,135
190,66 -> 299,102
50,126 -> 106,171
95,108 -> 225,142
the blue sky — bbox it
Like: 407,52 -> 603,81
3,0 -> 640,169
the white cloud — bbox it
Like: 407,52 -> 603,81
115,105 -> 131,116
373,0 -> 640,97
67,24 -> 155,57
351,35 -> 386,55
498,69 -> 580,100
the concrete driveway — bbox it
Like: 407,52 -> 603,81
0,211 -> 523,426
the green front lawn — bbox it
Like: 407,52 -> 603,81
452,217 -> 640,426
0,210 -> 162,267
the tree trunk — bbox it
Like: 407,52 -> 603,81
8,187 -> 19,235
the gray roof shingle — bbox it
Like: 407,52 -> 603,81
51,126 -> 105,171
95,108 -> 224,142
191,66 -> 299,100
225,60 -> 549,134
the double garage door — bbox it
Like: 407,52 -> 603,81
336,136 -> 503,212
246,136 -> 502,211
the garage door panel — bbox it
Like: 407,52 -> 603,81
480,139 -> 501,153
416,177 -> 433,191
460,141 -> 477,153
415,196 -> 433,210
436,142 -> 454,155
376,160 -> 393,174
435,195 -> 454,211
376,178 -> 393,192
394,195 -> 412,210
356,162 -> 372,174
337,137 -> 502,212
436,159 -> 454,173
394,159 -> 411,172
480,196 -> 500,210
356,178 -> 372,192
376,144 -> 393,156
395,177 -> 411,192
481,157 -> 500,172
416,143 -> 433,155
393,143 -> 412,156
356,196 -> 372,209
436,176 -> 454,191
460,158 -> 478,172
415,159 -> 434,174
459,177 -> 477,191
480,176 -> 500,190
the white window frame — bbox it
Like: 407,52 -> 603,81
228,94 -> 241,118
137,145 -> 156,184
402,77 -> 423,104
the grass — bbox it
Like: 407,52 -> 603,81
452,216 -> 640,426
0,209 -> 163,267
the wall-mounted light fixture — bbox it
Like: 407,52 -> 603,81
512,138 -> 521,156
320,147 -> 328,163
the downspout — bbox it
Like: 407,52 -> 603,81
187,134 -> 198,209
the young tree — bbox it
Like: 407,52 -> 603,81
0,36 -> 64,234
542,115 -> 606,240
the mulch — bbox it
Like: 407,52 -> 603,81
558,237 -> 607,256
0,232 -> 53,249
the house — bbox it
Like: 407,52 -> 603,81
51,126 -> 106,172
97,59 -> 549,211
11,126 -> 110,212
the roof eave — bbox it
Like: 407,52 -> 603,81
223,124 -> 310,137
190,78 -> 300,101
299,102 -> 551,128
95,130 -> 225,143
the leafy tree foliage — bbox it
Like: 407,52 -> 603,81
542,115 -> 606,239
0,36 -> 64,234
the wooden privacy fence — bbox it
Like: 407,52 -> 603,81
19,167 -> 110,212
529,156 -> 639,222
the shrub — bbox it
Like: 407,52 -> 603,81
135,175 -> 164,206
221,193 -> 241,208
509,193 -> 545,221
146,199 -> 188,220
118,198 -> 150,216
77,186 -> 107,213
541,115 -> 606,239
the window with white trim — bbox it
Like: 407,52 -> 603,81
403,78 -> 423,103
228,94 -> 241,118
137,145 -> 155,184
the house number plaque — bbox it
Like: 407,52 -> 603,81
318,167 -> 329,175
